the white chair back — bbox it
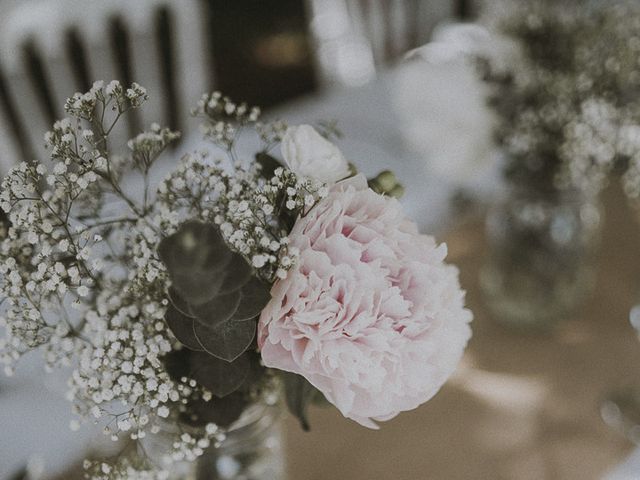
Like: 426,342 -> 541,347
0,0 -> 474,172
0,0 -> 208,172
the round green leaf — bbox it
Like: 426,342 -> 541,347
188,351 -> 250,398
193,317 -> 256,362
233,278 -> 271,321
190,290 -> 242,328
218,254 -> 253,294
165,304 -> 204,352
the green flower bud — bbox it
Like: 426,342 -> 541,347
368,170 -> 404,198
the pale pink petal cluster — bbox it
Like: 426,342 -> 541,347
258,174 -> 472,428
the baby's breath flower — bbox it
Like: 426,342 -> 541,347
1,82 -> 339,479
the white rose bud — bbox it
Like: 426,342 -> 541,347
281,125 -> 350,184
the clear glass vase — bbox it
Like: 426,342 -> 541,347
601,304 -> 640,444
140,399 -> 285,480
480,187 -> 603,330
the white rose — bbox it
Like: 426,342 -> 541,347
281,125 -> 350,184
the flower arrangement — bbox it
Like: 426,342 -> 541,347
477,0 -> 640,198
0,81 -> 472,478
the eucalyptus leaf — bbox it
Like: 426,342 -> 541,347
188,351 -> 250,398
218,254 -> 253,294
282,371 -> 316,431
255,152 -> 284,179
165,304 -> 204,351
233,278 -> 271,321
161,348 -> 191,382
193,317 -> 257,362
170,271 -> 225,306
158,221 -> 231,274
167,287 -> 195,318
243,349 -> 267,386
158,221 -> 234,305
190,290 -> 241,328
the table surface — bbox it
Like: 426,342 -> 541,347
283,184 -> 640,480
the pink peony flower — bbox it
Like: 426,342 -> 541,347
258,174 -> 472,428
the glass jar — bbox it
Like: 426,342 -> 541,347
480,187 -> 603,330
140,399 -> 285,480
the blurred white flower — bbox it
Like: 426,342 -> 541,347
392,24 -> 516,189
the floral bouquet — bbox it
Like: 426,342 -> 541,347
0,82 -> 472,479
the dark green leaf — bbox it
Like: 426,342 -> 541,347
160,348 -> 192,383
218,254 -> 253,294
158,221 -> 231,273
243,349 -> 267,386
255,152 -> 283,179
168,287 -> 196,318
193,317 -> 256,362
169,271 -> 225,306
311,389 -> 331,407
282,371 -> 316,431
233,278 -> 271,321
188,351 -> 250,398
165,304 -> 204,351
190,290 -> 241,328
158,221 -> 234,305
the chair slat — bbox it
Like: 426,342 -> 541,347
0,59 -> 52,166
0,65 -> 25,173
65,27 -> 93,93
22,39 -> 59,127
170,0 -> 208,134
155,6 -> 181,134
108,15 -> 142,138
0,61 -> 33,169
125,13 -> 164,134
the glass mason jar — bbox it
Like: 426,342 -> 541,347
600,305 -> 640,443
140,397 -> 285,480
480,187 -> 603,330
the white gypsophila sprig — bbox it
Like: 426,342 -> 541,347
155,150 -> 330,281
128,123 -> 181,173
0,82 -> 220,478
157,153 -> 278,280
0,159 -> 102,373
0,81 -> 344,479
192,92 -> 261,150
558,98 -> 620,196
479,2 -> 640,196
83,421 -> 225,480
619,122 -> 640,200
0,78 -> 159,374
256,119 -> 289,152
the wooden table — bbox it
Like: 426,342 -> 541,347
284,184 -> 640,480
